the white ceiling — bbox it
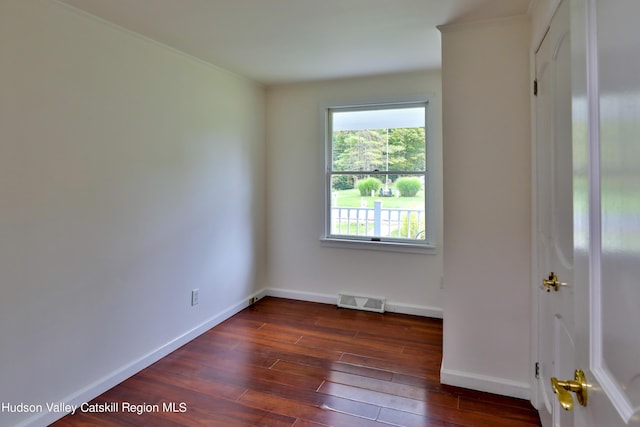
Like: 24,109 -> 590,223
57,0 -> 532,85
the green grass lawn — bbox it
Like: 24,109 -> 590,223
332,188 -> 425,209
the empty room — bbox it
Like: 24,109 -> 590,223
2,1 -> 638,426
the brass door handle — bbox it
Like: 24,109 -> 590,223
543,272 -> 568,292
551,369 -> 589,411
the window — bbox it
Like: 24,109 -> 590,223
323,101 -> 433,251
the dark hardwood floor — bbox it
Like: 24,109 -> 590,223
53,297 -> 541,426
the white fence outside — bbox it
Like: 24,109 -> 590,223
331,201 -> 425,239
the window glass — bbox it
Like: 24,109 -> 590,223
326,103 -> 429,245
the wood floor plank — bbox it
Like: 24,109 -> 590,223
297,334 -> 405,358
53,297 -> 540,427
214,321 -> 303,344
196,356 -> 326,392
233,375 -> 382,421
239,390 -> 388,427
376,407 -> 462,427
458,395 -> 542,425
340,351 -> 441,379
271,359 -> 395,384
318,381 -> 439,415
260,321 -> 359,340
216,331 -> 344,362
324,371 -> 439,402
378,404 -> 541,427
292,420 -> 332,427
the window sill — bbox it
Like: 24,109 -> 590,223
320,237 -> 436,254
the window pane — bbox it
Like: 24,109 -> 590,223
331,107 -> 426,172
330,174 -> 426,240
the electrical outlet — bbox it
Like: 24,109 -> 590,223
191,289 -> 199,306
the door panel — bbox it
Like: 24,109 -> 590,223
597,0 -> 640,416
572,0 -> 640,425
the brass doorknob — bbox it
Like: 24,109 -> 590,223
551,369 -> 589,411
543,272 -> 567,292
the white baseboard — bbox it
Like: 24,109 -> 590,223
265,288 -> 443,318
265,288 -> 337,305
385,301 -> 443,318
20,290 -> 265,427
440,367 -> 531,400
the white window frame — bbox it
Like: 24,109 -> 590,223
321,100 -> 435,254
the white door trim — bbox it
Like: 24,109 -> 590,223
529,0 -> 566,413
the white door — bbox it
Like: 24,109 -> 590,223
571,0 -> 640,426
535,1 -> 640,426
535,1 -> 574,426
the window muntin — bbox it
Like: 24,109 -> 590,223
326,102 -> 430,246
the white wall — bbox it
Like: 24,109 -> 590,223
0,1 -> 265,426
265,71 -> 443,315
439,16 -> 533,398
